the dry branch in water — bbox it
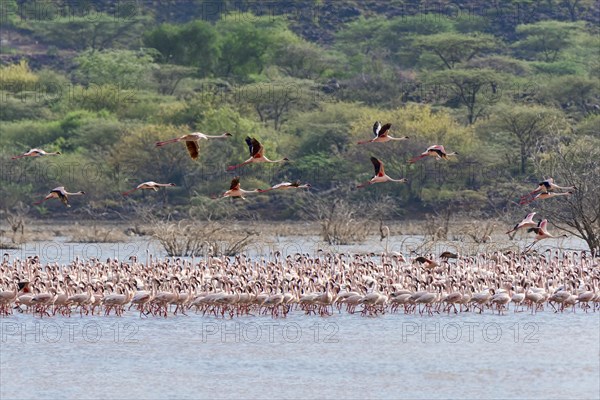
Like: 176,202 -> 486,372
151,220 -> 258,257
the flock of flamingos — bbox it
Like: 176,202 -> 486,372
4,121 -> 590,319
0,250 -> 598,319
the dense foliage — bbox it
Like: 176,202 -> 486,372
0,1 -> 598,246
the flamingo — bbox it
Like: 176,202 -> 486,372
414,256 -> 438,269
357,157 -> 408,188
155,132 -> 232,160
227,137 -> 288,170
490,290 -> 511,314
511,290 -> 526,313
122,181 -> 176,196
357,121 -> 409,144
523,191 -> 573,205
12,148 -> 61,159
525,219 -> 568,251
439,251 -> 458,259
0,284 -> 18,315
506,212 -> 540,234
221,176 -> 259,200
409,145 -> 457,163
519,178 -> 576,205
258,181 -> 311,193
33,186 -> 85,207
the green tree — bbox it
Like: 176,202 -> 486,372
428,68 -> 502,124
31,14 -> 150,51
491,104 -> 567,174
235,76 -> 319,130
537,75 -> 600,118
144,21 -> 220,76
215,14 -> 290,79
513,21 -> 583,62
414,33 -> 500,70
74,49 -> 155,89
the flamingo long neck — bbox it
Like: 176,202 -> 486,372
204,133 -> 229,139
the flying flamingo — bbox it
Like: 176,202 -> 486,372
506,212 -> 540,234
12,148 -> 61,159
258,181 -> 311,193
122,181 -> 176,196
520,178 -> 576,205
221,176 -> 259,200
33,186 -> 85,207
525,219 -> 568,251
155,132 -> 232,160
523,191 -> 574,205
409,145 -> 457,163
227,137 -> 288,170
357,157 -> 408,188
414,256 -> 439,269
357,121 -> 409,144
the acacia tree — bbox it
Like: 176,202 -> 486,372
429,68 -> 502,124
414,33 -> 500,70
513,21 -> 583,62
534,135 -> 600,253
492,104 -> 567,174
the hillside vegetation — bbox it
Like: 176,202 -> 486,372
0,0 -> 598,249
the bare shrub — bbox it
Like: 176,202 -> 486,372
300,191 -> 399,245
1,202 -> 30,245
152,220 -> 258,257
69,205 -> 127,243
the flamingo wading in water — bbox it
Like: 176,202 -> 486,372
155,132 -> 232,160
227,137 -> 288,170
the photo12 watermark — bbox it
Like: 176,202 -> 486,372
401,322 -> 540,344
1,321 -> 139,343
199,321 -> 339,344
0,0 -> 140,23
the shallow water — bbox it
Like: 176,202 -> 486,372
0,233 -> 590,265
1,235 -> 596,399
1,310 -> 599,399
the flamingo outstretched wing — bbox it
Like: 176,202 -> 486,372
370,157 -> 384,176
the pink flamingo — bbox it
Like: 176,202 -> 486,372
358,121 -> 409,144
155,132 -> 232,160
227,137 -> 288,170
122,181 -> 176,196
12,148 -> 61,159
506,212 -> 539,234
357,157 -> 407,188
258,181 -> 311,193
33,186 -> 85,208
409,145 -> 457,163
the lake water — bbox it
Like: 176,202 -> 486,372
0,233 -> 590,265
2,310 -> 599,399
1,235 -> 597,399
